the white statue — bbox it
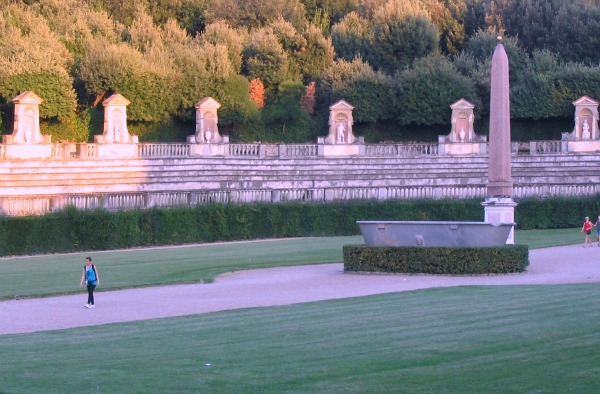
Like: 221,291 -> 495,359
582,119 -> 590,140
459,127 -> 466,142
205,129 -> 212,143
336,122 -> 345,144
24,126 -> 33,144
114,123 -> 122,143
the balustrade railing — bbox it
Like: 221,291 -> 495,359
531,140 -> 562,154
139,143 -> 190,157
283,144 -> 318,158
398,143 -> 439,156
2,181 -> 600,216
365,144 -> 399,156
0,138 -> 575,161
229,143 -> 260,157
82,143 -> 98,158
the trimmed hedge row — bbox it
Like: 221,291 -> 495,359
0,200 -> 483,257
0,196 -> 596,256
343,245 -> 530,274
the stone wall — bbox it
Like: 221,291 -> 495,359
0,141 -> 598,216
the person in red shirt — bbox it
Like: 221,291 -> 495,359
581,216 -> 593,247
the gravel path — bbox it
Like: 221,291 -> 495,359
1,244 -> 599,336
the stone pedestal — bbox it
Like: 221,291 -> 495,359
438,142 -> 487,155
482,197 -> 517,244
3,144 -> 52,160
322,143 -> 360,157
565,140 -> 600,152
189,143 -> 227,156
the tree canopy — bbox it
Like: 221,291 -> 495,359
2,0 -> 600,143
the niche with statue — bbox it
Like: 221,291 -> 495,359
438,99 -> 486,155
188,97 -> 229,156
319,100 -> 363,157
2,91 -> 53,159
94,94 -> 139,158
562,96 -> 600,152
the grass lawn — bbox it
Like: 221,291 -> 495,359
1,285 -> 598,393
0,228 -> 584,300
1,228 -> 596,393
0,236 -> 364,300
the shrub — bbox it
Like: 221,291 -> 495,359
343,244 -> 530,274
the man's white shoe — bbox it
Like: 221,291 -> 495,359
84,304 -> 91,308
90,305 -> 95,309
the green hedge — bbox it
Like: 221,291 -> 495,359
343,244 -> 530,274
0,196 -> 596,256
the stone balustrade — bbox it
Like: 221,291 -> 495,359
14,139 -> 568,161
3,181 -> 600,217
228,143 -> 260,157
0,139 -> 597,216
139,143 -> 190,157
281,144 -> 319,158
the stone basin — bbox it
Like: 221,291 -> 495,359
357,221 -> 514,247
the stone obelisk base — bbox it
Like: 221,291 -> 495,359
482,197 -> 517,244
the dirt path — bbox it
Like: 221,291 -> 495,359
1,244 -> 599,335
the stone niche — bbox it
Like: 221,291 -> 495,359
438,99 -> 487,155
94,94 -> 139,158
562,96 -> 600,152
320,100 -> 362,156
2,91 -> 52,159
188,97 -> 228,156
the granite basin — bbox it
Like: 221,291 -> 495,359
357,221 -> 514,247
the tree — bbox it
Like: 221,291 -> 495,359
249,78 -> 265,108
300,81 -> 316,114
77,38 -> 178,123
270,18 -> 308,81
200,21 -> 247,74
394,55 -> 478,126
482,0 -> 600,65
301,0 -> 362,26
242,29 -> 289,92
213,75 -> 262,141
262,81 -> 312,142
420,0 -> 466,55
205,0 -> 308,30
318,57 -> 393,123
0,5 -> 77,122
32,0 -> 121,61
367,0 -> 439,73
296,25 -> 335,82
330,12 -> 369,61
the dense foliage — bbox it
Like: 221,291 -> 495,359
0,196 -> 596,256
2,0 -> 600,142
343,244 -> 529,274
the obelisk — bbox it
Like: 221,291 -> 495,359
482,36 -> 517,244
487,37 -> 513,196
